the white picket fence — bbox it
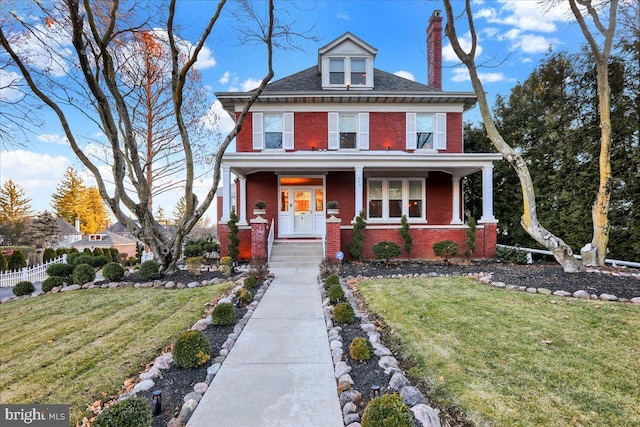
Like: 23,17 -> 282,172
0,255 -> 67,287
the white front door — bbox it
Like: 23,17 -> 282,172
278,185 -> 324,238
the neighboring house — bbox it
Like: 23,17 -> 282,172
216,11 -> 500,260
55,218 -> 82,248
69,231 -> 137,257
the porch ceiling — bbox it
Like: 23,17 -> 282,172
223,151 -> 503,178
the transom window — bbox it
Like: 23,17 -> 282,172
416,114 -> 434,149
264,113 -> 283,149
339,113 -> 357,149
367,178 -> 425,220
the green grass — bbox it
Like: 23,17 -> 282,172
0,285 -> 231,425
356,277 -> 640,427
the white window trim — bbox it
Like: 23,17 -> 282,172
252,112 -> 294,151
328,112 -> 369,150
406,112 -> 447,151
322,56 -> 374,89
366,178 -> 426,222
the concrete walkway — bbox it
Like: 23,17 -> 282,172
187,261 -> 343,427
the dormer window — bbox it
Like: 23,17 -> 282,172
330,59 -> 345,84
350,59 -> 366,85
325,57 -> 370,88
319,33 -> 377,90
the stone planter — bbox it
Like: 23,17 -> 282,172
253,209 -> 266,218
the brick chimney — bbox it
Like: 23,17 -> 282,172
427,10 -> 443,89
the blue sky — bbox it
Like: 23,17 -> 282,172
0,0 -> 589,216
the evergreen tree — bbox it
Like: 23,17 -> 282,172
227,210 -> 239,262
0,252 -> 7,272
172,197 -> 186,226
22,211 -> 61,248
400,215 -> 412,256
7,250 -> 27,270
82,187 -> 109,234
51,167 -> 86,228
0,180 -> 32,222
349,210 -> 366,261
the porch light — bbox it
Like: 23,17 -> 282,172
371,385 -> 381,398
311,145 -> 316,151
152,390 -> 162,415
386,146 -> 390,151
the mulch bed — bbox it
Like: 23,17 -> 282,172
341,260 -> 640,299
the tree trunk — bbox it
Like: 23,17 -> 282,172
443,0 -> 584,272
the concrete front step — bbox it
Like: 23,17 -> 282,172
269,242 -> 324,263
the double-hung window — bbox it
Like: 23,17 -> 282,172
350,59 -> 366,85
264,114 -> 283,149
328,112 -> 369,150
252,112 -> 294,150
367,178 -> 425,220
339,114 -> 357,148
330,59 -> 345,84
416,114 -> 434,149
406,112 -> 446,150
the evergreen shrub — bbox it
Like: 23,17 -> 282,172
244,276 -> 258,289
92,248 -> 104,256
173,330 -> 211,369
333,302 -> 355,324
432,240 -> 460,260
46,263 -> 74,280
327,284 -> 344,303
43,248 -> 56,263
13,281 -> 35,296
138,260 -> 160,280
349,337 -> 373,362
7,250 -> 27,270
325,274 -> 340,288
361,393 -> 414,427
496,246 -> 529,265
73,264 -> 95,284
92,255 -> 109,269
0,252 -> 7,272
92,397 -> 152,427
42,276 -> 64,292
211,302 -> 235,326
236,288 -> 253,305
372,241 -> 401,264
102,262 -> 125,282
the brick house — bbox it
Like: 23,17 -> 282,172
216,11 -> 500,261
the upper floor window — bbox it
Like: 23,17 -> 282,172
264,114 -> 283,149
330,59 -> 345,84
416,114 -> 434,149
339,114 -> 357,148
328,112 -> 369,150
367,178 -> 425,220
350,59 -> 366,85
252,112 -> 294,150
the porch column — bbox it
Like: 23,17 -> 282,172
238,176 -> 248,225
221,165 -> 231,222
451,176 -> 463,224
480,166 -> 496,222
354,166 -> 364,219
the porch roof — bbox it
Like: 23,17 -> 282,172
222,151 -> 502,178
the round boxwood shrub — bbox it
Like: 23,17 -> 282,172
211,302 -> 235,326
173,330 -> 211,369
93,397 -> 152,427
102,262 -> 125,282
361,393 -> 414,427
13,281 -> 35,296
42,276 -> 64,292
327,284 -> 345,304
92,248 -> 104,256
46,263 -> 74,280
244,276 -> 258,289
236,288 -> 253,305
333,302 -> 355,324
349,337 -> 373,362
73,254 -> 95,267
138,260 -> 160,280
325,274 -> 340,288
73,263 -> 95,284
432,240 -> 460,260
43,247 -> 57,263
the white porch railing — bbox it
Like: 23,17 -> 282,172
496,244 -> 640,268
0,255 -> 67,287
267,218 -> 275,262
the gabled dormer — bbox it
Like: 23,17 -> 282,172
318,32 -> 377,90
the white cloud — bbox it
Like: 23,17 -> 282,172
36,133 -> 68,145
219,71 -> 230,85
393,71 -> 415,81
443,32 -> 483,62
515,34 -> 558,54
0,69 -> 24,102
203,100 -> 235,135
241,78 -> 262,92
337,13 -> 350,20
450,68 -> 505,84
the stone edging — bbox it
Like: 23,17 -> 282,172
346,271 -> 640,303
320,276 -> 442,427
84,272 -> 275,427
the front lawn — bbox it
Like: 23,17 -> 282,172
355,277 -> 640,427
0,285 -> 231,425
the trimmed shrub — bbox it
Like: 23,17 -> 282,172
400,215 -> 412,256
236,288 -> 253,305
211,302 -> 235,326
13,281 -> 35,296
361,393 -> 414,427
83,248 -> 92,254
92,248 -> 104,256
327,284 -> 345,304
333,302 -> 355,324
372,241 -> 401,265
43,248 -> 56,263
173,330 -> 211,369
138,260 -> 160,280
102,262 -> 125,282
42,276 -> 64,292
109,247 -> 119,261
72,254 -> 95,267
73,263 -> 95,284
66,252 -> 82,266
244,276 -> 258,289
203,242 -> 218,253
103,248 -> 113,263
46,263 -> 74,281
325,274 -> 340,288
496,245 -> 529,265
184,244 -> 204,257
349,337 -> 373,362
92,255 -> 109,269
432,240 -> 460,261
0,252 -> 7,272
349,210 -> 367,261
55,248 -> 68,257
7,250 -> 27,270
92,397 -> 152,427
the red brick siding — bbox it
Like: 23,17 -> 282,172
295,112 -> 328,151
246,172 -> 278,233
427,172 -> 452,224
326,171 -> 356,224
441,112 -> 463,153
236,112 -> 253,152
369,112 -> 405,151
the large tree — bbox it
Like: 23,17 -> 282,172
22,211 -> 61,248
0,179 -> 32,245
567,0 -> 619,265
0,0 -> 280,273
443,0 -> 584,272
